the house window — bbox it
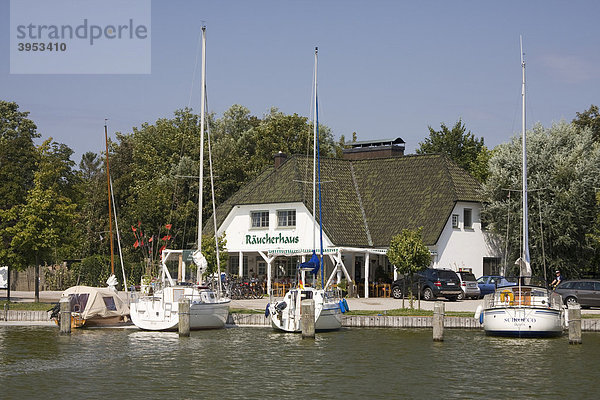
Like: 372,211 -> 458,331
251,211 -> 269,228
277,210 -> 296,227
464,208 -> 472,229
452,214 -> 459,228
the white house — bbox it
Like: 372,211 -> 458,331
207,141 -> 500,297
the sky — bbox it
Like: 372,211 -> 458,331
2,0 -> 599,164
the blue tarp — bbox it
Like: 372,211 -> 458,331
298,252 -> 320,275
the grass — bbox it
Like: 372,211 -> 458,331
0,301 -> 55,311
229,308 -> 264,314
344,309 -> 474,317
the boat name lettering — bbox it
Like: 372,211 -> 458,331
504,317 -> 537,323
245,233 -> 299,245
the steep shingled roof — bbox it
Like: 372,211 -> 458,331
207,154 -> 482,247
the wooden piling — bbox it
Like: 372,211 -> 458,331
179,298 -> 190,337
59,297 -> 71,334
568,304 -> 582,345
301,299 -> 315,338
433,301 -> 444,342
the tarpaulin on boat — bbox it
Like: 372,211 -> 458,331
61,286 -> 129,320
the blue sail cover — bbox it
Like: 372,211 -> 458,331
299,252 -> 320,275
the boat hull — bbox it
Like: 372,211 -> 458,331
482,307 -> 564,338
269,288 -> 342,333
130,286 -> 230,331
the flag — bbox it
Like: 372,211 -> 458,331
161,235 -> 171,241
133,240 -> 139,248
131,226 -> 136,232
138,221 -> 141,227
165,224 -> 172,230
148,236 -> 153,243
299,279 -> 304,289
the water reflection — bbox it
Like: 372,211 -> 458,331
1,326 -> 600,399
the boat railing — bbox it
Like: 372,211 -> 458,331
484,287 -> 561,309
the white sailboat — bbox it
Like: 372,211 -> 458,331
129,26 -> 230,331
476,38 -> 564,337
268,48 -> 342,333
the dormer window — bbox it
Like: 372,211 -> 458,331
464,208 -> 473,229
277,210 -> 296,227
251,211 -> 269,228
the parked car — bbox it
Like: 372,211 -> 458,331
476,275 -> 517,297
456,271 -> 480,300
391,268 -> 463,301
555,280 -> 600,308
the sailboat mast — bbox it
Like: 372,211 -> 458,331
198,25 -> 206,253
312,47 -> 318,252
104,121 -> 115,276
520,36 -> 530,269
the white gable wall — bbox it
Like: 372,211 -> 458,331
218,202 -> 334,253
433,201 -> 497,278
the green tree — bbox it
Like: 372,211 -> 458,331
0,101 -> 40,269
481,122 -> 600,279
200,234 -> 228,278
387,228 -> 431,307
5,139 -> 79,300
417,119 -> 489,181
573,104 -> 600,142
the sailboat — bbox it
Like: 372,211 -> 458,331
129,26 -> 230,331
268,48 -> 342,333
476,38 -> 564,337
51,124 -> 131,329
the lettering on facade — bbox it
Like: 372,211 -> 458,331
245,233 -> 300,245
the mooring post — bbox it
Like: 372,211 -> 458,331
179,298 -> 190,337
301,299 -> 315,338
3,303 -> 7,321
568,304 -> 582,345
59,297 -> 71,335
433,301 -> 444,342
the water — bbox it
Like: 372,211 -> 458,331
1,326 -> 599,399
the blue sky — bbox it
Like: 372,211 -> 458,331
2,0 -> 599,163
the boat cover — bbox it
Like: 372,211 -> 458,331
61,286 -> 129,320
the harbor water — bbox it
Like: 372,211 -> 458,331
2,326 -> 600,399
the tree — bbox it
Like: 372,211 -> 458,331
0,101 -> 40,275
481,121 -> 600,279
387,228 -> 431,307
200,234 -> 228,279
573,104 -> 600,142
5,139 -> 78,300
417,119 -> 489,181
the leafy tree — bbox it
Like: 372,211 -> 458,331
6,139 -> 79,268
70,255 -> 112,287
417,119 -> 489,181
0,101 -> 40,269
4,139 -> 78,300
200,234 -> 228,279
573,104 -> 600,142
387,228 -> 431,307
481,122 -> 600,279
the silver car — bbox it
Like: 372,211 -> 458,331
457,271 -> 481,300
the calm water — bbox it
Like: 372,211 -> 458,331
1,326 -> 599,399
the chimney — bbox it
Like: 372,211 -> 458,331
274,151 -> 288,168
342,137 -> 405,160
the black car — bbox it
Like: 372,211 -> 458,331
555,280 -> 600,308
391,268 -> 463,301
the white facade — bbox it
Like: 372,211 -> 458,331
218,202 -> 334,255
432,201 -> 499,278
